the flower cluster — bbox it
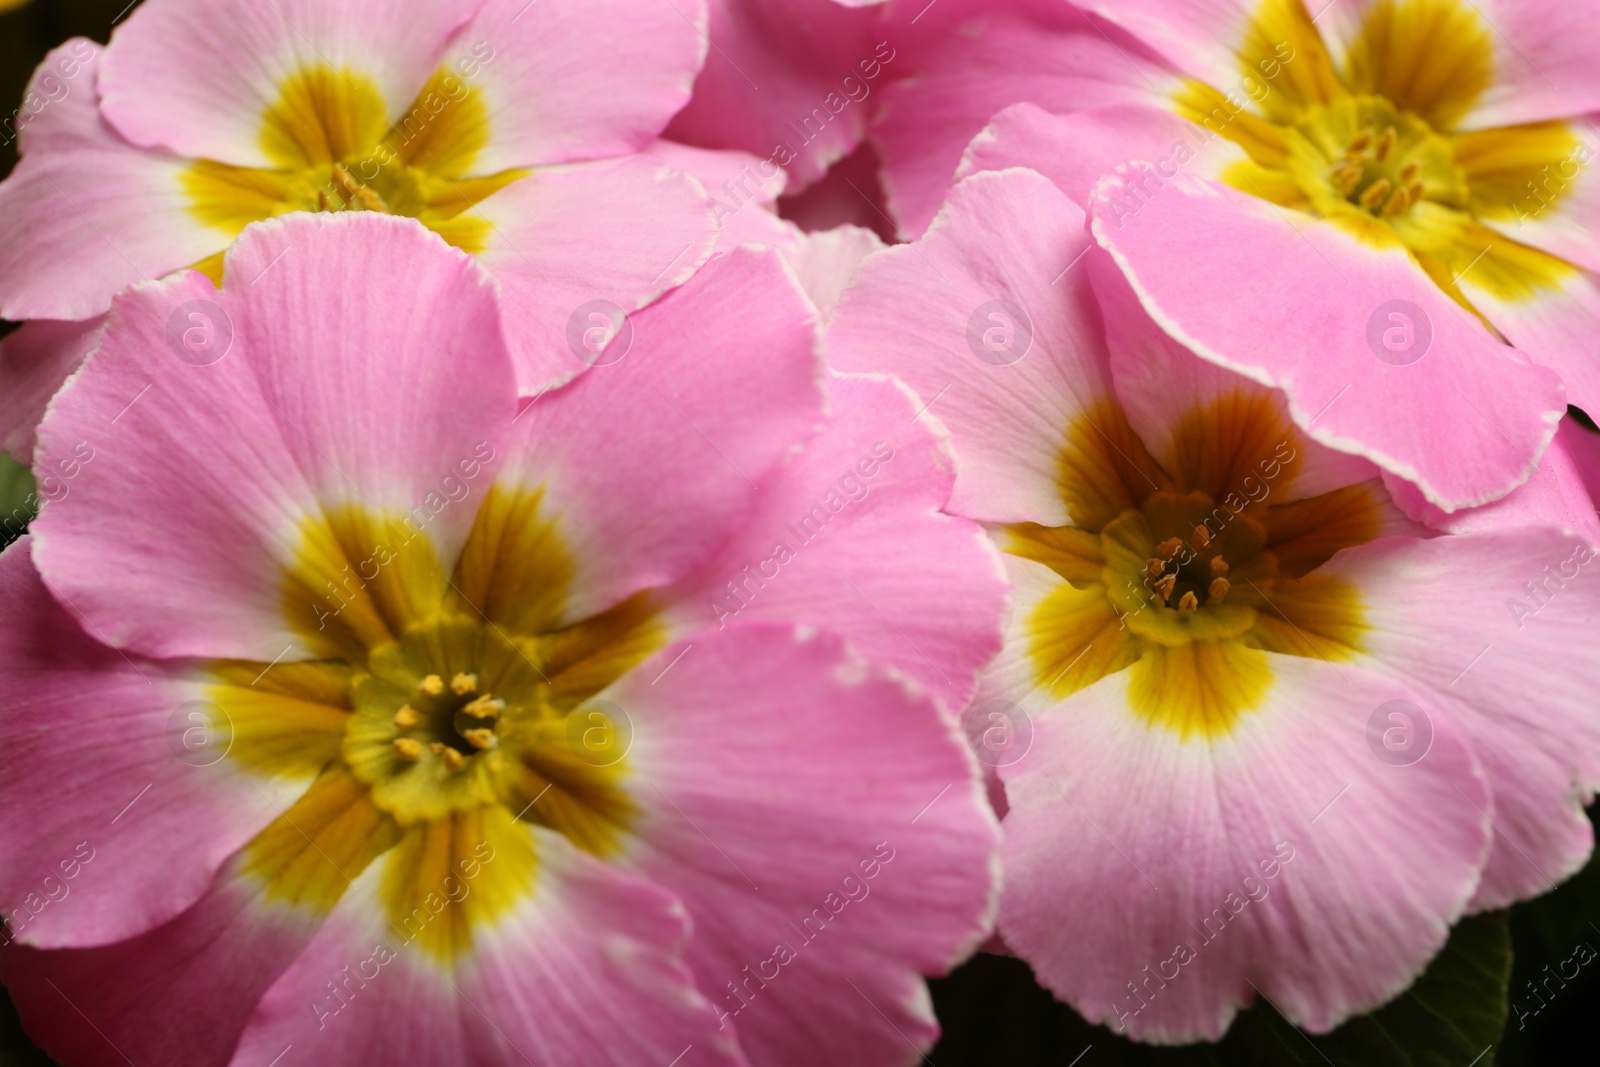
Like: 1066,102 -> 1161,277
1,0 -> 1599,1063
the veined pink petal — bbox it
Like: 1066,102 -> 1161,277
1384,417 -> 1600,547
1322,527 -> 1600,907
620,624 -> 1000,1067
98,0 -> 483,167
1090,246 -> 1386,502
872,0 -> 1170,237
644,140 -> 791,206
998,655 -> 1491,1041
1074,0 -> 1268,93
444,0 -> 708,172
3,858 -> 321,1067
0,541 -> 298,949
0,42 -> 231,322
955,103 -> 1249,210
639,140 -> 800,256
1089,167 -> 1566,511
785,225 -> 885,319
830,168 -> 1119,526
13,39 -> 110,154
1458,268 -> 1600,416
227,823 -> 740,1067
0,318 -> 104,461
666,372 -> 1006,708
495,246 -> 824,628
31,214 -> 516,661
470,157 -> 718,395
665,0 -> 889,190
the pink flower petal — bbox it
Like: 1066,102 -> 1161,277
0,42 -> 229,322
830,168 -> 1120,526
1322,527 -> 1600,907
872,0 -> 1168,237
12,39 -> 107,154
497,246 -> 824,627
98,0 -> 481,167
1090,245 -> 1384,502
785,224 -> 884,319
1459,266 -> 1600,416
445,0 -> 709,172
644,140 -> 791,206
667,372 -> 1006,708
998,654 -> 1491,1041
640,140 -> 800,255
0,541 -> 298,949
1089,166 -> 1567,511
666,0 -> 890,190
1075,0 -> 1270,92
32,214 -> 516,661
227,823 -> 739,1067
471,157 -> 719,394
622,624 -> 1000,1067
1384,417 -> 1600,546
3,863 -> 322,1067
0,317 -> 104,461
955,102 -> 1247,209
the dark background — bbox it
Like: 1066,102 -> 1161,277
1,1 -> 1597,1063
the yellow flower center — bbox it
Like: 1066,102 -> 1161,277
1173,0 -> 1585,309
200,488 -> 663,962
1004,394 -> 1380,738
1289,96 -> 1466,220
181,64 -> 529,281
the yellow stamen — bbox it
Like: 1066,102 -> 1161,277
393,737 -> 422,761
430,742 -> 466,772
1178,591 -> 1200,613
1191,525 -> 1211,550
1359,179 -> 1393,210
461,728 -> 497,751
450,672 -> 478,695
1146,558 -> 1168,578
1347,131 -> 1373,155
352,183 -> 389,212
392,705 -> 420,730
1210,556 -> 1230,577
1400,160 -> 1421,184
1209,577 -> 1231,603
1154,574 -> 1177,603
462,694 -> 506,719
1375,127 -> 1396,162
1381,186 -> 1412,218
1156,537 -> 1184,560
418,674 -> 445,696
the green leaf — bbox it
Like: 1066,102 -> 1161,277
0,453 -> 36,550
